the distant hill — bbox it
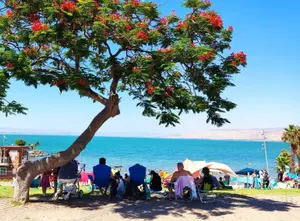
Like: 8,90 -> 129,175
169,128 -> 284,141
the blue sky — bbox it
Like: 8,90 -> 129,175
1,0 -> 299,136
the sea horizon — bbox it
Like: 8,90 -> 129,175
1,134 -> 289,179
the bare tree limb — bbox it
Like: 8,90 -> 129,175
81,87 -> 108,106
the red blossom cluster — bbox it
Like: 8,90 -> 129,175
176,20 -> 188,31
51,80 -> 65,86
190,42 -> 196,47
93,0 -> 100,8
41,45 -> 50,50
228,26 -> 233,32
6,61 -> 13,69
29,13 -> 39,22
60,1 -> 77,13
77,77 -> 88,87
96,15 -> 107,25
204,0 -> 211,5
125,23 -> 131,31
31,20 -> 49,33
199,51 -> 214,61
24,46 -> 39,55
6,10 -> 14,18
131,0 -> 140,7
159,17 -> 167,25
146,81 -> 155,95
200,11 -> 223,29
232,51 -> 247,66
136,22 -> 148,29
110,13 -> 121,20
164,86 -> 174,97
113,0 -> 120,3
158,46 -> 174,53
136,31 -> 148,41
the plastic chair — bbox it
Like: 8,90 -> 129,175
174,176 -> 197,201
129,164 -> 146,187
91,164 -> 111,195
198,183 -> 216,203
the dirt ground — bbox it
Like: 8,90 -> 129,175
0,194 -> 300,221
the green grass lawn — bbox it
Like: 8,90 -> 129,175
215,188 -> 300,196
0,186 -> 92,199
1,185 -> 299,199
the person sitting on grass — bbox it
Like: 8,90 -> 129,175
168,162 -> 193,198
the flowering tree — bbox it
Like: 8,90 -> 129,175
0,0 -> 246,203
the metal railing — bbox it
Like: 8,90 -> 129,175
0,157 -> 10,165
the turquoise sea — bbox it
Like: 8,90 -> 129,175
3,134 -> 289,177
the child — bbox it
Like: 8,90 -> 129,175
40,172 -> 51,196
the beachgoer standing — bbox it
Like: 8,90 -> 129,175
263,170 -> 270,189
40,171 -> 51,196
251,172 -> 257,188
278,169 -> 283,182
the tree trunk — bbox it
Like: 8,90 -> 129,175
290,144 -> 296,173
13,95 -> 120,203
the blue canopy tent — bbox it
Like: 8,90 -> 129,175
235,168 -> 259,175
235,168 -> 260,188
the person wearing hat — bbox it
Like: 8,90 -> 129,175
149,170 -> 162,192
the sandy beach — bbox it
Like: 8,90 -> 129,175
0,193 -> 299,221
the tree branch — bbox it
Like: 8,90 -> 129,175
81,87 -> 108,106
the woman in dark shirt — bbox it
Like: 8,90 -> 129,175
149,170 -> 162,191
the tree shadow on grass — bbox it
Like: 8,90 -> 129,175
28,192 -> 299,220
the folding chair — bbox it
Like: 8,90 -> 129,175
198,183 -> 216,203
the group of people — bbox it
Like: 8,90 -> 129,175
251,169 -> 270,189
34,158 -> 224,200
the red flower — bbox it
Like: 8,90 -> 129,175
42,45 -> 50,50
136,22 -> 147,29
228,26 -> 233,32
6,10 -> 14,19
151,2 -> 156,7
131,0 -> 139,7
199,51 -> 214,61
165,92 -> 170,97
6,61 -> 13,69
165,86 -> 174,95
190,42 -> 195,47
93,0 -> 100,8
205,0 -> 211,5
25,46 -> 38,55
110,13 -> 121,20
146,81 -> 155,95
159,17 -> 167,26
176,20 -> 188,31
233,51 -> 247,65
158,46 -> 174,53
125,23 -> 131,31
231,60 -> 237,67
29,13 -> 39,22
113,0 -> 120,3
200,11 -> 223,29
136,31 -> 148,41
60,1 -> 77,13
132,67 -> 137,72
32,20 -> 49,33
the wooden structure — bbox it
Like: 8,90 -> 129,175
0,145 -> 29,179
